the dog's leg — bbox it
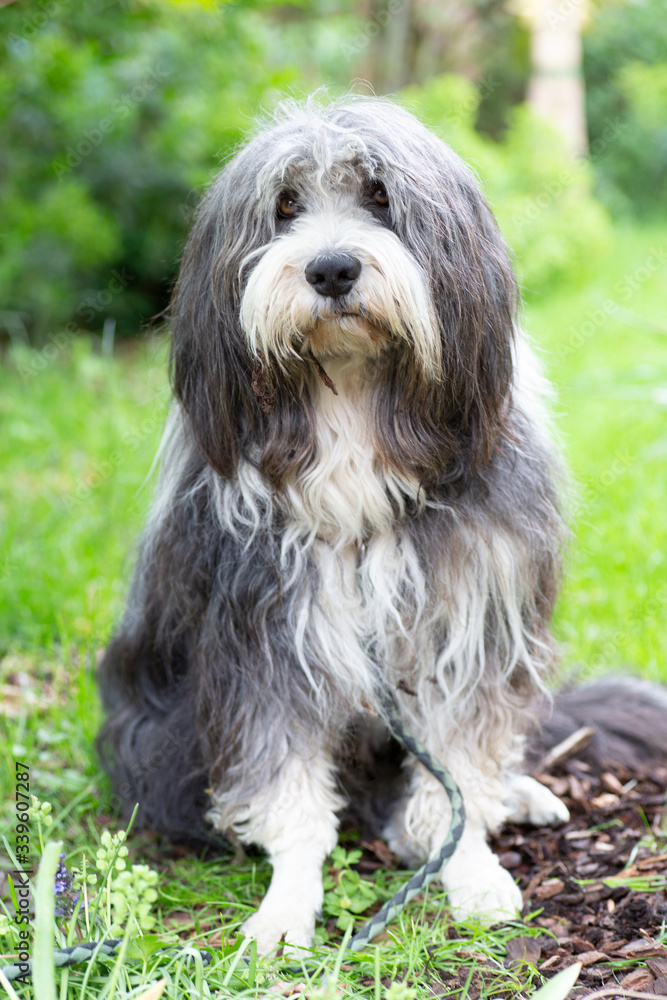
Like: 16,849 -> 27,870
386,753 -> 523,923
440,817 -> 524,923
208,751 -> 344,955
503,773 -> 570,827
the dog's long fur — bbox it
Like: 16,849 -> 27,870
98,96 -> 605,950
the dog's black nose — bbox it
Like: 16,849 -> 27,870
305,253 -> 361,298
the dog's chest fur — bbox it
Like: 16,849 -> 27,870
280,357 -> 427,704
286,357 -> 421,547
275,350 -> 543,733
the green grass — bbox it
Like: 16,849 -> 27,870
1,222 -> 666,998
0,335 -> 170,650
527,225 -> 667,679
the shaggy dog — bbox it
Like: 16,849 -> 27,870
98,96 -> 578,953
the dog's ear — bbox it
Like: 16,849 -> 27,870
432,161 -> 517,466
392,142 -> 518,473
169,175 -> 264,478
170,162 -> 316,488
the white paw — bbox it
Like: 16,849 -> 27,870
241,904 -> 315,957
443,854 -> 523,924
504,774 -> 570,827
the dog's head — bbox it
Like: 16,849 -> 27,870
170,97 -> 518,487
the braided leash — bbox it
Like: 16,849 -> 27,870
1,940 -> 121,981
0,939 -> 212,982
348,690 -> 465,950
1,692 -> 464,980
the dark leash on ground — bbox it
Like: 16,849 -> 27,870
1,691 -> 465,982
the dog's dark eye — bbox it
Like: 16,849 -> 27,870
373,185 -> 389,207
278,196 -> 299,218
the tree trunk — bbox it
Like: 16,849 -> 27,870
514,0 -> 589,157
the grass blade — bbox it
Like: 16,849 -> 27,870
0,968 -> 22,1000
33,840 -> 63,1000
136,977 -> 167,999
530,961 -> 582,1000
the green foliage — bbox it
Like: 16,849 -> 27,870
2,0 -> 665,349
322,846 -> 382,931
400,74 -> 612,296
108,864 -> 159,935
95,829 -> 130,877
0,0 -> 302,339
584,0 -> 667,217
383,983 -> 418,1000
0,912 -> 20,942
89,827 -> 161,935
474,13 -> 531,140
29,795 -> 54,853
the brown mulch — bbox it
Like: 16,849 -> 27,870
490,754 -> 667,996
352,748 -> 667,998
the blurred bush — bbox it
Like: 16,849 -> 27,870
584,0 -> 667,217
4,0 -> 658,340
0,0 -> 301,340
401,74 -> 612,296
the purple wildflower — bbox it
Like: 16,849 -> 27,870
53,854 -> 80,917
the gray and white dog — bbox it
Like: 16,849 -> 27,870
98,96 -> 573,953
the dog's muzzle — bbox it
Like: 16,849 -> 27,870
305,252 -> 361,299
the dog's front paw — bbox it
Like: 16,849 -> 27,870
504,774 -> 570,827
241,904 -> 315,957
443,854 -> 522,924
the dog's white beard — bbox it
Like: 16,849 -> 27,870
239,209 -> 440,376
